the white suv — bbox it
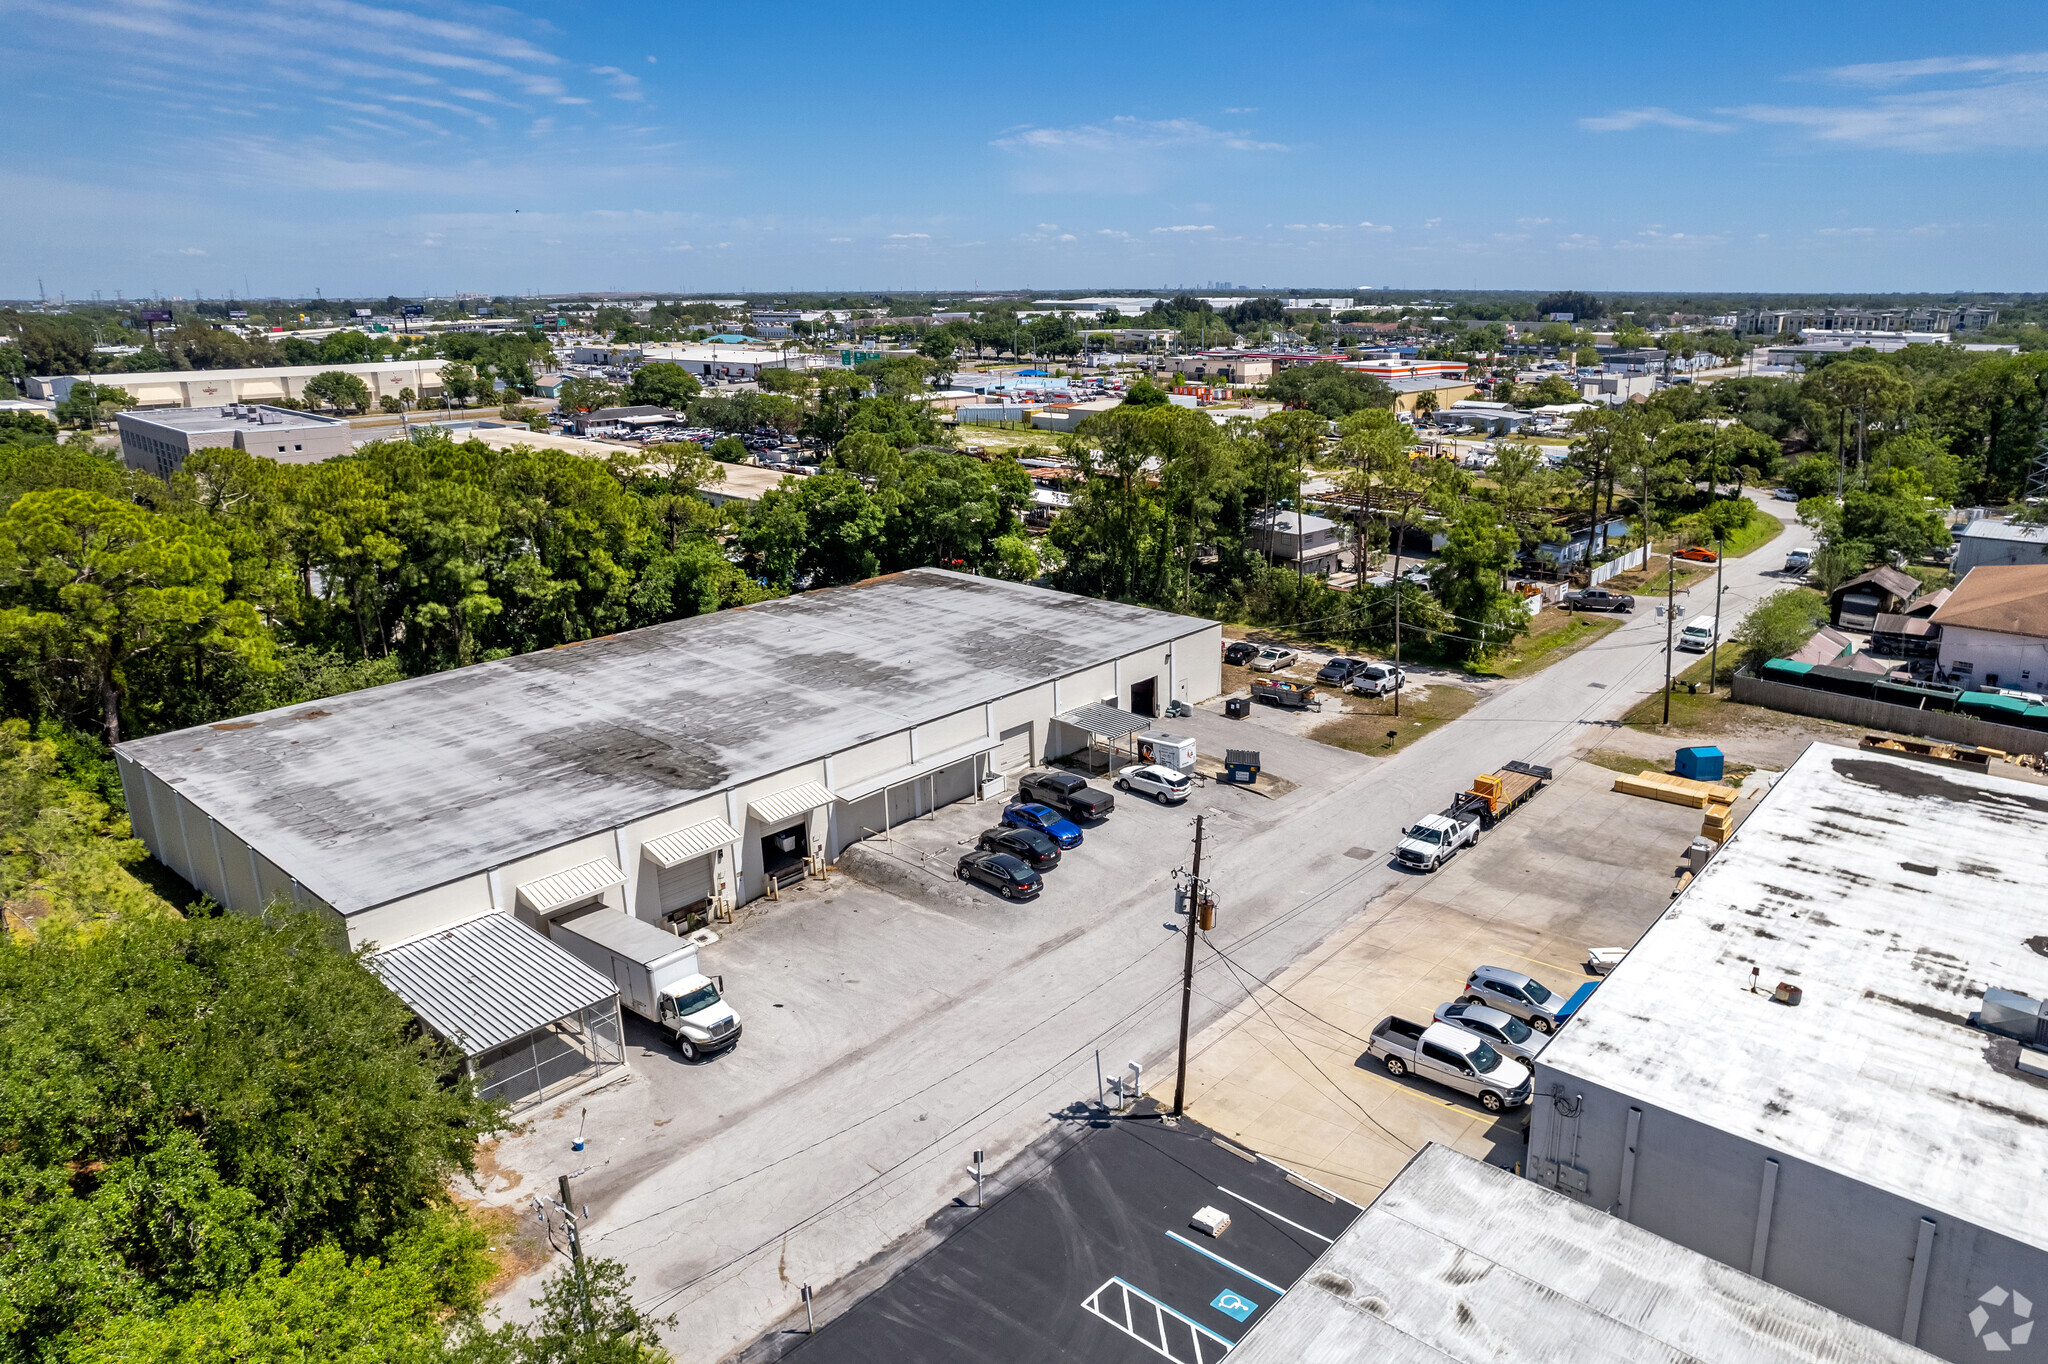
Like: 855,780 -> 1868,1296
1115,763 -> 1192,804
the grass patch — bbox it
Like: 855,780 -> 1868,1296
1622,653 -> 1737,732
1902,563 -> 1955,593
1601,554 -> 1713,595
1310,683 -> 1479,758
1468,610 -> 1621,679
1584,749 -> 1665,776
1719,514 -> 1784,559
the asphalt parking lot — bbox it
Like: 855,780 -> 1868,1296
782,1110 -> 1359,1364
1169,755 -> 1733,1202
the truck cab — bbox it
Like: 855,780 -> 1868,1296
1396,811 -> 1477,871
658,973 -> 741,1060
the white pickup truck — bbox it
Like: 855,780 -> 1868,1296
1395,807 -> 1481,871
1366,1016 -> 1533,1113
551,910 -> 741,1060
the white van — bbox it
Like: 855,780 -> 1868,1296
1677,616 -> 1718,652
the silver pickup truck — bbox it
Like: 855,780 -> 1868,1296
1366,1016 -> 1533,1113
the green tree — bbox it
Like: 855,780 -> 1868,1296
1120,378 -> 1170,408
0,490 -> 272,744
0,720 -> 168,929
0,909 -> 501,1358
1431,500 -> 1524,657
556,377 -> 623,416
622,362 -> 701,410
1731,588 -> 1829,672
442,362 -> 478,408
304,370 -> 372,414
736,470 -> 885,589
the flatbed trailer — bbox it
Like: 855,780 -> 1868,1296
1455,760 -> 1553,828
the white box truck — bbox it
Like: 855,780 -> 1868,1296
551,911 -> 741,1060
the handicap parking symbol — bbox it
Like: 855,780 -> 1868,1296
1211,1289 -> 1258,1323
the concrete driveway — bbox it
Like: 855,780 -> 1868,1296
479,492 -> 1804,1360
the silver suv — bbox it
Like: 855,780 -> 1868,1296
1461,966 -> 1568,1033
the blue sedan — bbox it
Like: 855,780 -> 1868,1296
1003,802 -> 1082,848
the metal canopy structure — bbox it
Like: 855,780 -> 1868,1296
747,781 -> 837,828
516,858 -> 626,914
641,818 -> 741,868
368,914 -> 625,1107
1057,703 -> 1152,774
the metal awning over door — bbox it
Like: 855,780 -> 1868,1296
516,858 -> 626,914
641,818 -> 741,868
1057,702 -> 1150,741
747,781 -> 838,827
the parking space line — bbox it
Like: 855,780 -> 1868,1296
1491,948 -> 1583,977
1164,1229 -> 1289,1297
1214,1185 -> 1335,1242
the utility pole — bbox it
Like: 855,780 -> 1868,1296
1171,814 -> 1206,1118
1661,546 -> 1677,724
1708,534 -> 1726,694
559,1174 -> 595,1337
1391,508 -> 1404,717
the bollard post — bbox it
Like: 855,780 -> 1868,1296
802,1284 -> 815,1334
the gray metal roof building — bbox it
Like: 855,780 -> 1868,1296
117,568 -> 1221,952
1227,1144 -> 1939,1364
1528,742 -> 2048,1363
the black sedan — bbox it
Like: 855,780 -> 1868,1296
977,825 -> 1062,870
1223,640 -> 1258,666
956,850 -> 1043,899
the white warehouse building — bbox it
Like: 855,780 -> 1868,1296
115,569 -> 1221,953
1527,742 -> 2048,1363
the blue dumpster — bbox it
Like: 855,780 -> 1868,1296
1224,749 -> 1261,784
1675,745 -> 1724,781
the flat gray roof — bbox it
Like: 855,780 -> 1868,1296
1538,742 -> 2048,1252
1227,1144 -> 1936,1364
1961,519 -> 2048,543
121,569 -> 1214,917
120,404 -> 346,432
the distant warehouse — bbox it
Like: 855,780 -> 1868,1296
115,569 -> 1222,952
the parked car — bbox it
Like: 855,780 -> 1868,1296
977,825 -> 1062,870
1316,657 -> 1368,684
955,850 -> 1043,899
1223,640 -> 1258,666
1002,802 -> 1082,848
1017,771 -> 1115,820
1461,966 -> 1569,1033
1433,1000 -> 1548,1062
1562,586 -> 1635,613
1677,615 -> 1718,652
1399,562 -> 1434,585
1773,487 -> 1802,501
1115,763 -> 1192,803
1346,663 -> 1406,697
1366,1016 -> 1532,1113
1247,646 -> 1297,672
1673,545 -> 1719,563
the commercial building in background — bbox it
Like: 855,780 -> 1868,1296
1952,519 -> 2048,576
1228,1144 -> 1938,1364
116,403 -> 353,477
24,359 -> 447,409
1527,742 -> 2048,1363
1252,509 -> 1344,574
1931,564 -> 2048,690
115,569 -> 1221,952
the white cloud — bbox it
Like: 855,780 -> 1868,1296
1518,216 -> 1552,225
1731,78 -> 2048,151
1358,221 -> 1393,232
993,115 -> 1283,154
591,66 -> 644,101
1825,52 -> 2048,85
1556,233 -> 1601,251
1815,226 -> 1877,236
1286,222 -> 1341,231
176,246 -> 206,255
1151,224 -> 1214,232
1579,106 -> 1734,133
666,241 -> 692,251
888,232 -> 930,239
827,236 -> 852,243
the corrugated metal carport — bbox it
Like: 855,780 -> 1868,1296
369,913 -> 625,1108
1057,702 -> 1151,773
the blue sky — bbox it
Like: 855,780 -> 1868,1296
6,1 -> 2048,298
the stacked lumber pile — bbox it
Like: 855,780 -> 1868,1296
1611,771 -> 1739,809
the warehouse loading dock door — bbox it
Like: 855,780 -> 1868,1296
761,823 -> 806,888
1130,677 -> 1157,718
995,723 -> 1033,771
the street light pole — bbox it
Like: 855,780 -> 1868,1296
1709,534 -> 1725,694
1662,545 -> 1677,724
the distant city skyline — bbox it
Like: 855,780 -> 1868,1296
5,1 -> 2046,297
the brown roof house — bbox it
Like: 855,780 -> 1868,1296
1932,564 -> 2048,692
1828,565 -> 1919,630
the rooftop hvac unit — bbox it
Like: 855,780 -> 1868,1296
1978,988 -> 2048,1046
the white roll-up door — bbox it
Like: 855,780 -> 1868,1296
995,723 -> 1032,771
657,855 -> 714,914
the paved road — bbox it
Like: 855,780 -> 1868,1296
540,495 -> 1801,1362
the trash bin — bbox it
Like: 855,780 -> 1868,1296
1225,696 -> 1250,719
1224,749 -> 1261,783
1687,837 -> 1715,875
1675,745 -> 1725,781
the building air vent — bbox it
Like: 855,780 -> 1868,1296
1978,988 -> 2048,1046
